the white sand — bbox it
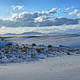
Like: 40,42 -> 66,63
0,55 -> 80,80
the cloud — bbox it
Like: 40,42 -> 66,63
41,8 -> 57,15
24,25 -> 80,34
12,5 -> 24,10
69,9 -> 79,15
68,9 -> 80,18
0,8 -> 80,28
35,16 -> 47,22
77,13 -> 80,17
0,26 -> 6,29
39,17 -> 79,26
65,8 -> 70,11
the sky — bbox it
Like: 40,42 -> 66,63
0,0 -> 80,34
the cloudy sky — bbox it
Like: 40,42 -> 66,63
0,0 -> 80,34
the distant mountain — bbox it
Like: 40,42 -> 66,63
3,32 -> 42,35
4,33 -> 17,35
21,32 -> 42,35
75,32 -> 80,35
48,31 -> 80,36
3,31 -> 80,36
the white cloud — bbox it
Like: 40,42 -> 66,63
11,13 -> 19,20
77,13 -> 80,17
35,16 -> 46,22
12,5 -> 24,10
0,8 -> 80,28
26,25 -> 80,34
69,9 -> 79,15
1,26 -> 6,29
41,8 -> 57,15
68,9 -> 80,18
65,8 -> 70,11
49,8 -> 57,14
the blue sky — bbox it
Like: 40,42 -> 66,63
0,0 -> 80,34
0,0 -> 80,18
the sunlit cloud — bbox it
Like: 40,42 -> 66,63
12,5 -> 24,11
69,9 -> 79,15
